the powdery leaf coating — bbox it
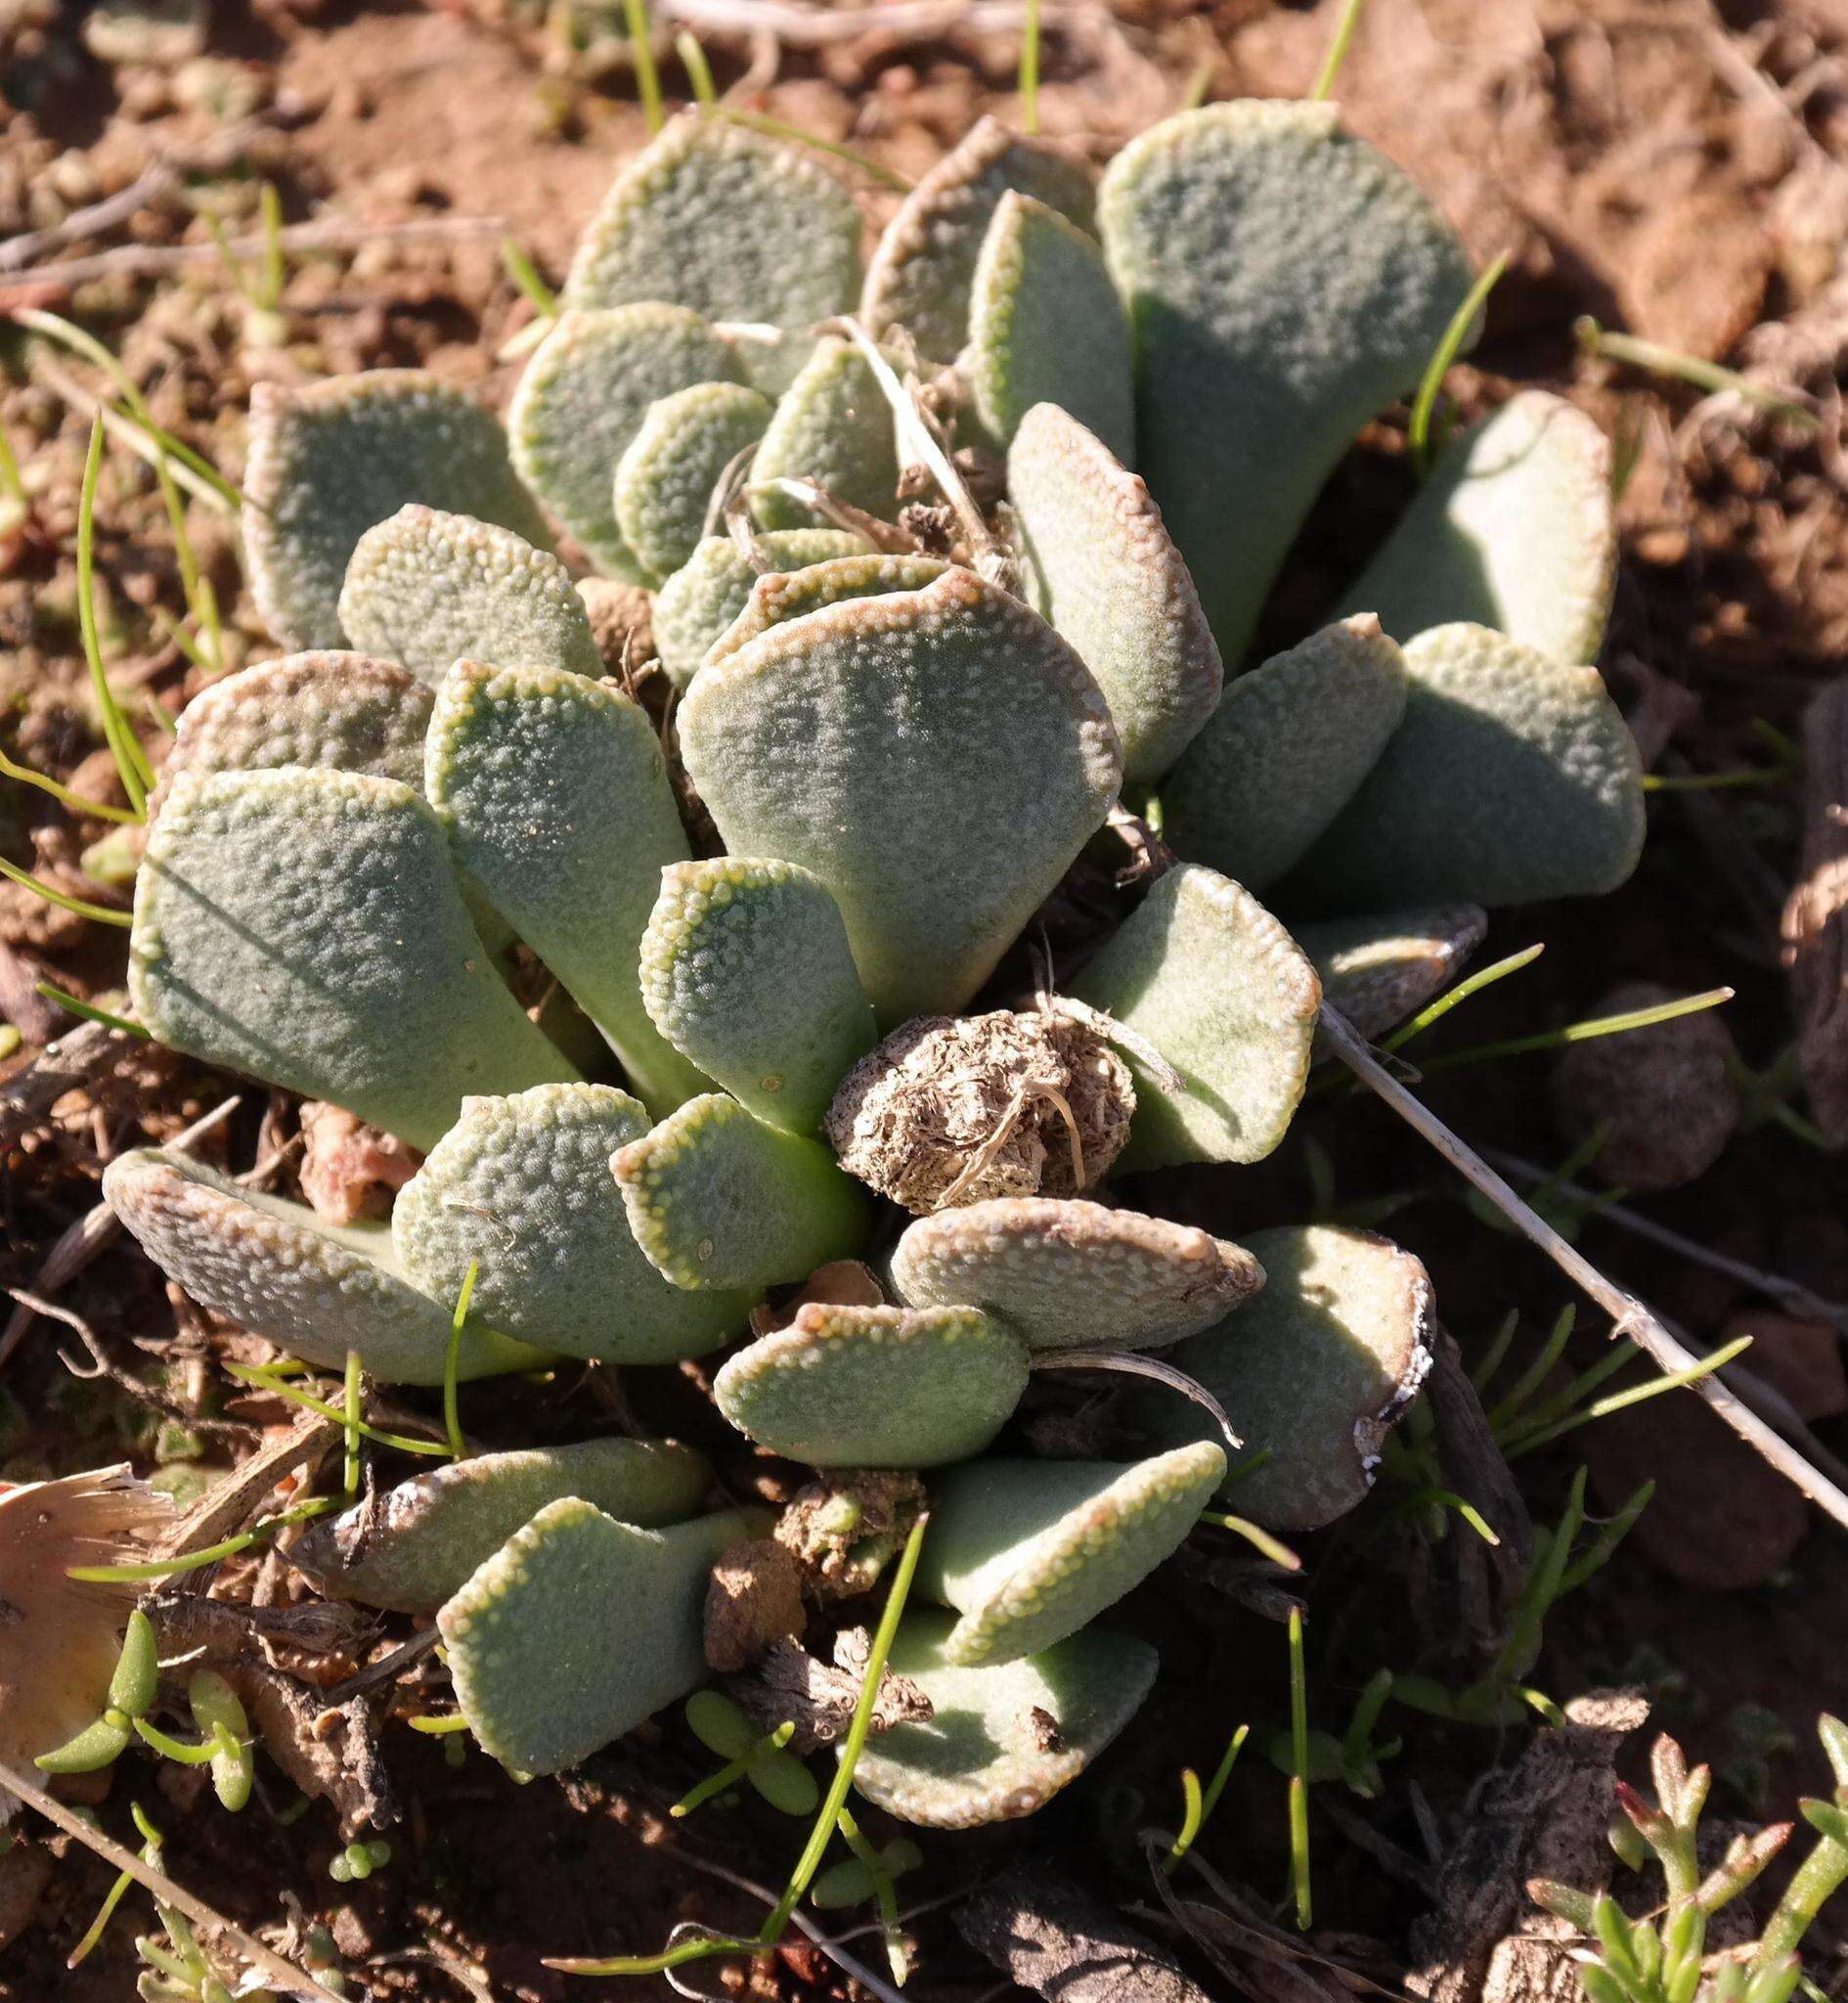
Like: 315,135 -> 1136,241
968,193 -> 1133,461
613,380 -> 774,584
679,567 -> 1122,1025
652,531 -> 861,689
639,858 -> 876,1134
424,660 -> 707,1116
392,1085 -> 754,1362
1295,904 -> 1487,1041
1135,1225 -> 1434,1531
750,339 -> 902,530
889,1196 -> 1262,1353
130,767 -> 574,1151
847,1608 -> 1157,1828
102,1148 -> 542,1384
862,116 -> 1096,364
1008,404 -> 1223,784
1099,102 -> 1474,662
703,554 -> 950,667
563,113 -> 862,393
612,1092 -> 869,1291
1070,864 -> 1320,1171
338,505 -> 601,685
440,1498 -> 766,1775
713,1304 -> 1030,1467
1341,390 -> 1617,665
507,305 -> 742,580
1162,614 -> 1408,889
242,373 -> 550,650
290,1439 -> 712,1613
157,651 -> 432,802
1281,622 -> 1647,912
919,1446 -> 1225,1667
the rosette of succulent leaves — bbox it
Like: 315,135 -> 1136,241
96,101 -> 1641,1833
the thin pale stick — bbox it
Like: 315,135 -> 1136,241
1031,1348 -> 1242,1450
1318,1002 -> 1848,1533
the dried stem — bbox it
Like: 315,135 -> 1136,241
742,477 -> 915,553
1318,1002 -> 1848,1533
1032,1348 -> 1243,1451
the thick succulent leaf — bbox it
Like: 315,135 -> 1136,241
392,1085 -> 753,1362
920,1447 -> 1224,1667
614,380 -> 774,584
750,338 -> 902,530
862,115 -> 1096,363
639,858 -> 876,1134
848,1609 -> 1157,1828
1162,615 -> 1407,889
424,660 -> 707,1116
1340,390 -> 1617,664
441,1499 -> 766,1775
562,112 -> 861,393
1007,404 -> 1222,785
703,554 -> 950,667
1134,1225 -> 1434,1531
130,767 -> 574,1150
337,505 -> 601,685
1070,864 -> 1319,1170
157,651 -> 432,799
507,305 -> 741,579
968,193 -> 1133,461
680,566 -> 1122,1024
102,1149 -> 542,1384
612,1092 -> 869,1290
290,1439 -> 711,1613
652,531 -> 862,688
890,1196 -> 1262,1353
1098,102 -> 1475,661
1280,622 -> 1647,912
714,1303 -> 1029,1467
242,373 -> 550,650
1296,904 -> 1486,1041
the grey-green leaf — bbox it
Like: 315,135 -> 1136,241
890,1196 -> 1263,1353
639,857 -> 876,1134
562,112 -> 862,393
291,1439 -> 712,1613
1098,101 -> 1474,662
1070,863 -> 1320,1170
651,531 -> 862,689
102,1148 -> 544,1384
392,1085 -> 755,1362
613,380 -> 774,584
713,1304 -> 1029,1467
1279,622 -> 1647,912
749,338 -> 902,530
701,553 -> 950,669
968,191 -> 1133,461
1162,614 -> 1407,889
242,372 -> 550,650
338,505 -> 601,684
424,659 -> 708,1116
1007,402 -> 1222,784
1133,1225 -> 1434,1530
507,305 -> 741,579
130,767 -> 575,1151
679,566 -> 1122,1024
1340,390 -> 1617,664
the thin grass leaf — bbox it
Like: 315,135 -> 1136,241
1408,250 -> 1508,474
444,1261 -> 477,1462
75,417 -> 152,817
342,1351 -> 363,1495
1288,1606 -> 1311,1930
1506,1336 -> 1753,1460
672,1721 -> 797,1818
68,1804 -> 160,1969
1576,317 -> 1818,430
836,1806 -> 909,1985
35,983 -> 148,1038
67,1495 -> 338,1582
623,0 -> 664,131
1419,987 -> 1734,1077
0,855 -> 132,927
1381,943 -> 1543,1052
676,31 -> 718,107
1179,60 -> 1215,111
0,421 -> 24,510
1485,1305 -> 1576,1431
1163,1766 -> 1205,1872
225,1362 -> 455,1457
1398,1488 -> 1502,1546
1199,1509 -> 1303,1571
502,238 -> 558,317
0,745 -> 141,824
719,111 -> 911,192
1469,1310 -> 1521,1392
1309,0 -> 1368,100
407,1714 -> 471,1734
1019,0 -> 1041,134
1557,1482 -> 1653,1597
258,182 -> 286,309
1497,1337 -> 1641,1449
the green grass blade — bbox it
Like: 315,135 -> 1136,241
623,0 -> 664,132
0,855 -> 132,927
1309,0 -> 1368,102
1408,249 -> 1508,475
1382,943 -> 1543,1053
1419,987 -> 1734,1077
75,417 -> 152,817
35,983 -> 148,1038
1019,0 -> 1041,133
676,30 -> 718,108
443,1261 -> 477,1462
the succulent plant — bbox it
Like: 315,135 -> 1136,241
100,96 -> 1646,1838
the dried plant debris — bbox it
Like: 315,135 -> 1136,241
732,1629 -> 933,1754
827,1009 -> 1135,1214
774,1470 -> 926,1602
1783,681 -> 1848,1140
703,1538 -> 806,1672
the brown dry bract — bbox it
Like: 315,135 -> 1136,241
703,1536 -> 805,1673
1408,1689 -> 1650,2003
825,1008 -> 1133,1215
728,1629 -> 932,1757
773,1469 -> 924,1602
297,1101 -> 418,1224
1783,682 -> 1848,1140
